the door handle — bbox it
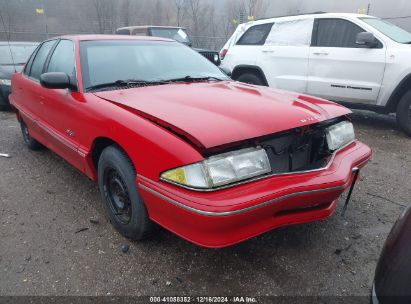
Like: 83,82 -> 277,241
313,51 -> 329,56
262,49 -> 275,53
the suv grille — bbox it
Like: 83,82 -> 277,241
199,51 -> 220,65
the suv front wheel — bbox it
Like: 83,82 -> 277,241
396,90 -> 411,137
236,72 -> 264,86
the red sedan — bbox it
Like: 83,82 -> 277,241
10,35 -> 372,248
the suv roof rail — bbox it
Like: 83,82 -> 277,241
255,11 -> 327,22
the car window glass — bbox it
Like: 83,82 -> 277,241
134,31 -> 148,36
0,44 -> 37,65
266,19 -> 313,46
236,23 -> 273,45
360,17 -> 411,43
316,19 -> 365,48
29,40 -> 56,80
116,29 -> 131,35
81,40 -> 228,89
150,28 -> 191,44
24,45 -> 41,75
47,40 -> 76,81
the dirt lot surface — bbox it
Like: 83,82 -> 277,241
0,110 -> 410,300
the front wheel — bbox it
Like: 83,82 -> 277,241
396,90 -> 411,137
98,146 -> 155,240
236,72 -> 264,86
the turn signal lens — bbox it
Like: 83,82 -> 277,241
161,147 -> 271,189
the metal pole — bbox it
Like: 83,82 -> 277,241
41,0 -> 48,39
367,3 -> 371,15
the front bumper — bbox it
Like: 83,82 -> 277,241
138,140 -> 372,248
0,84 -> 11,107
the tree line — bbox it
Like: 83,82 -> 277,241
0,0 -> 270,50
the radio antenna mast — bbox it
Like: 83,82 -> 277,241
0,9 -> 16,73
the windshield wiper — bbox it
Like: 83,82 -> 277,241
162,76 -> 224,83
85,79 -> 166,92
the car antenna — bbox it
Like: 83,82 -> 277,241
0,10 -> 17,73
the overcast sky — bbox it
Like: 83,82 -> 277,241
264,0 -> 410,17
262,0 -> 411,30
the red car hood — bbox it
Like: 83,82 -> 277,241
94,81 -> 351,150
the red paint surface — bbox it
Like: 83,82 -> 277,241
10,35 -> 372,247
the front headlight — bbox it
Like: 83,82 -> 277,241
326,121 -> 355,151
0,79 -> 11,86
161,147 -> 271,189
213,54 -> 219,62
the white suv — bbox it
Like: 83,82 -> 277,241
220,13 -> 411,136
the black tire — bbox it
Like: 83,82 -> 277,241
0,104 -> 10,111
396,90 -> 411,137
20,120 -> 44,150
98,145 -> 154,240
236,72 -> 265,86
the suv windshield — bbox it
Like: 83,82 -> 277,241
80,40 -> 228,90
150,27 -> 191,45
360,17 -> 411,43
0,44 -> 37,65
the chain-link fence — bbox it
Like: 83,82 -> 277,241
0,31 -> 228,51
191,36 -> 227,51
0,31 -> 92,42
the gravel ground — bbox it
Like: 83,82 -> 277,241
0,110 -> 410,299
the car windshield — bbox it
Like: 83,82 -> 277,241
360,17 -> 411,43
0,44 -> 37,65
150,28 -> 191,44
80,40 -> 228,90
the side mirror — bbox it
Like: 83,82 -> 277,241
40,72 -> 76,90
219,66 -> 232,77
356,32 -> 377,48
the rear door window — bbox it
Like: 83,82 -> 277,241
236,23 -> 273,45
29,40 -> 56,80
265,19 -> 314,46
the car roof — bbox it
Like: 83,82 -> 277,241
245,12 -> 376,26
117,25 -> 186,31
47,34 -> 174,42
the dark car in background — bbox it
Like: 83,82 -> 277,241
116,26 -> 221,66
0,42 -> 38,110
372,204 -> 411,304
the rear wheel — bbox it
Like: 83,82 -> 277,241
20,120 -> 44,150
236,72 -> 265,86
396,90 -> 411,137
98,145 -> 155,240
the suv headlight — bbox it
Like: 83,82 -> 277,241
161,147 -> 271,189
326,121 -> 355,151
0,79 -> 11,86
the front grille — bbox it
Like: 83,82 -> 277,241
199,51 -> 220,65
260,126 -> 331,175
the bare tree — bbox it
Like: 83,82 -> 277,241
173,0 -> 186,26
245,0 -> 268,19
92,0 -> 114,33
121,0 -> 131,27
0,0 -> 13,40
